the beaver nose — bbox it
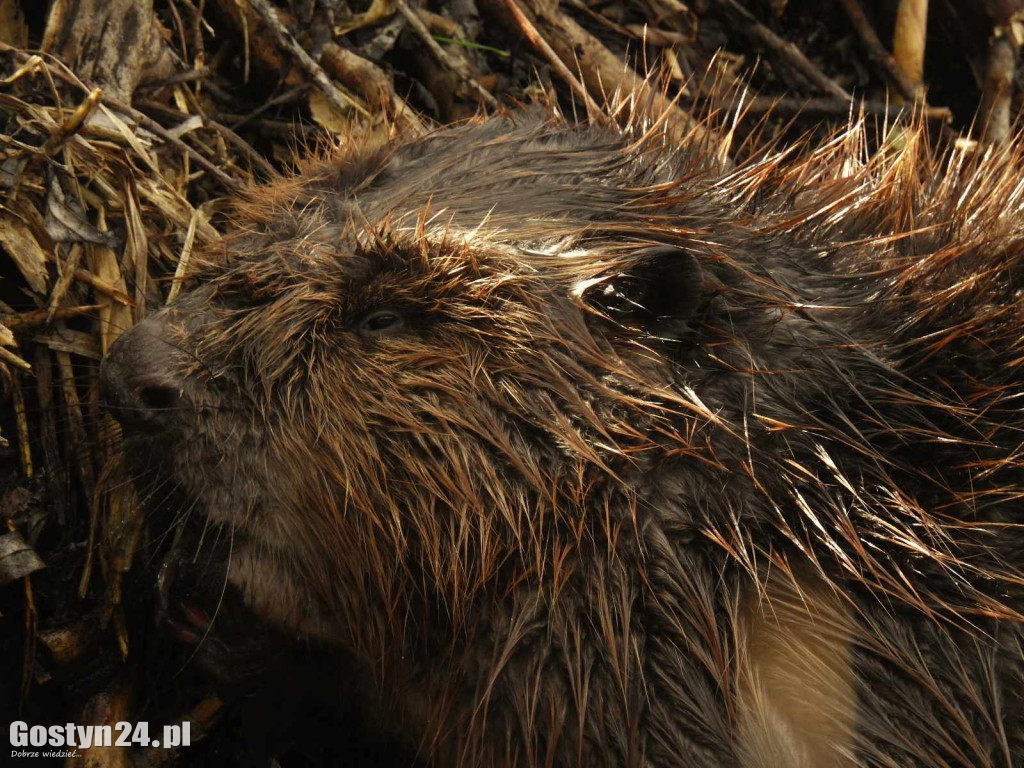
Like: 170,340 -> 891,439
100,315 -> 183,434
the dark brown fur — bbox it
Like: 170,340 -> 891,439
102,108 -> 1024,767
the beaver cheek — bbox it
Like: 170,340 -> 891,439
227,544 -> 342,642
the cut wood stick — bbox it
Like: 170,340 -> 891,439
893,0 -> 929,87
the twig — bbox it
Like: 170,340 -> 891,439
69,268 -> 135,306
102,95 -> 244,193
11,382 -> 31,474
3,305 -> 103,330
893,0 -> 929,87
138,67 -> 213,88
135,97 -> 280,178
482,0 -> 715,144
713,0 -> 852,101
837,0 -> 920,101
978,1 -> 1024,145
245,0 -> 371,120
167,208 -> 200,304
209,119 -> 278,179
743,95 -> 951,122
395,0 -> 499,109
0,44 -> 245,192
980,33 -> 1016,145
567,0 -> 636,40
490,0 -> 605,119
0,346 -> 31,371
228,84 -> 309,130
209,114 -> 321,137
320,43 -> 428,135
41,88 -> 102,155
46,243 -> 85,323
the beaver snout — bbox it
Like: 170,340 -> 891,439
100,314 -> 184,434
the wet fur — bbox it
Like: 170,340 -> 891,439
122,109 -> 1024,766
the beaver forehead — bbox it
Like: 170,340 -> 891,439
302,112 -> 694,239
191,112 -> 730,309
208,230 -> 549,307
207,205 -> 654,324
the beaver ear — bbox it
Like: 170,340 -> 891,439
582,246 -> 703,327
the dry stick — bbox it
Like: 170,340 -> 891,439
3,305 -> 103,330
567,0 -> 636,41
978,1 -> 1024,145
244,0 -> 372,120
893,0 -> 929,87
228,84 -> 308,130
713,0 -> 851,101
70,268 -> 135,306
4,42 -> 344,181
19,567 -> 37,708
837,0 -> 920,102
133,96 -> 280,177
980,33 -> 1016,145
572,0 -> 695,46
46,243 -> 85,323
223,116 -> 320,137
140,67 -> 213,88
0,345 -> 31,371
149,96 -> 321,138
4,47 -> 243,192
208,118 -> 277,178
320,43 -> 427,135
53,349 -> 97,598
492,0 -> 605,119
744,95 -> 950,121
11,381 -> 32,474
37,237 -> 134,305
485,0 -> 716,144
394,0 -> 499,110
41,87 -> 103,155
167,209 -> 200,304
94,93 -> 244,193
167,0 -> 190,62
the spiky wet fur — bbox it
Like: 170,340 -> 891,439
132,108 -> 1024,766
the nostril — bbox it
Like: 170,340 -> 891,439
139,384 -> 181,413
101,368 -> 183,433
100,314 -> 192,435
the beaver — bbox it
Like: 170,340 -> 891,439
99,109 -> 1024,767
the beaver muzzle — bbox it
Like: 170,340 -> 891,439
100,313 -> 187,436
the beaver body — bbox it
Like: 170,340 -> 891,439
101,111 -> 1024,767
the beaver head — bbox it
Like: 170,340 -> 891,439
101,112 -> 1024,767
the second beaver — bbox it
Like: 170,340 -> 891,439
101,110 -> 1024,767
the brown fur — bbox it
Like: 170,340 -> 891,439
102,107 -> 1024,766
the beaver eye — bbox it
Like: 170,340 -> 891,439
357,308 -> 405,336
